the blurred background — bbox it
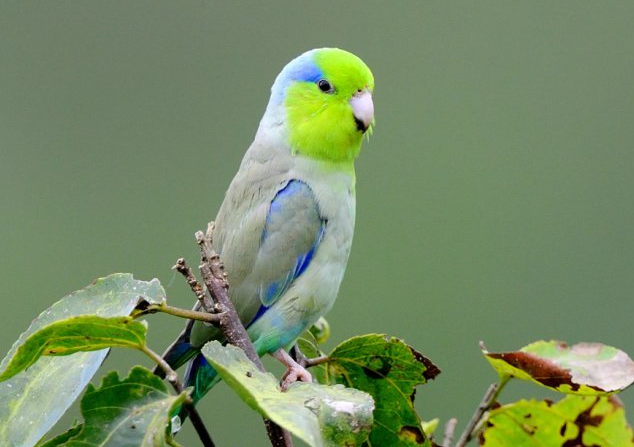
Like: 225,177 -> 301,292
1,1 -> 633,445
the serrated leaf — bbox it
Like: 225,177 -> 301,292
0,273 -> 165,447
51,366 -> 187,447
481,395 -> 634,447
325,334 -> 440,447
202,341 -> 374,447
483,340 -> 634,394
0,316 -> 146,382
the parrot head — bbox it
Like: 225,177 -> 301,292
263,48 -> 375,164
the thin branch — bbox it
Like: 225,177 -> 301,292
290,344 -> 329,369
135,303 -> 223,324
443,418 -> 458,447
173,257 -> 217,313
196,224 -> 293,447
142,345 -> 216,447
455,377 -> 508,447
143,344 -> 180,385
303,355 -> 329,368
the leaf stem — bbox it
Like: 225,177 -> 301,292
135,303 -> 222,325
141,344 -> 216,447
303,355 -> 329,368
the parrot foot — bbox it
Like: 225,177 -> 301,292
272,348 -> 313,391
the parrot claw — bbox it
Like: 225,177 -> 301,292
272,348 -> 313,391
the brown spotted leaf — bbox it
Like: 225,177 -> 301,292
324,334 -> 440,446
483,340 -> 634,394
480,395 -> 634,447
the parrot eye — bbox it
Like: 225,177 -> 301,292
317,79 -> 334,94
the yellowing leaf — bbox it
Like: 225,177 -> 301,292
483,340 -> 634,394
481,395 -> 634,447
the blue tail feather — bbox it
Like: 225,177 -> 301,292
185,353 -> 219,401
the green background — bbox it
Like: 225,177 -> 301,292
1,1 -> 633,445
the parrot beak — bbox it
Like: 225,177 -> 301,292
350,89 -> 374,133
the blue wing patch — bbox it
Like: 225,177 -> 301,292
249,179 -> 326,325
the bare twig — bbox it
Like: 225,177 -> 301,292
195,224 -> 293,447
134,303 -> 222,324
290,344 -> 329,369
443,418 -> 458,447
173,257 -> 217,313
455,378 -> 508,447
303,355 -> 329,368
142,345 -> 216,447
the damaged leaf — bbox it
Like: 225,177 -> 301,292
325,334 -> 440,446
48,366 -> 188,447
481,395 -> 634,447
483,340 -> 634,394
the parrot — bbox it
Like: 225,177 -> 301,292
157,47 -> 375,414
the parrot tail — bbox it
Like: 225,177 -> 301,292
153,322 -> 198,378
177,353 -> 220,422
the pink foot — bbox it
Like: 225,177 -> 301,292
272,348 -> 313,390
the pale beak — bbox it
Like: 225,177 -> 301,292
349,89 -> 374,133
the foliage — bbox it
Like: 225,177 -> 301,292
0,274 -> 164,447
202,341 -> 373,447
481,395 -> 634,447
0,274 -> 632,447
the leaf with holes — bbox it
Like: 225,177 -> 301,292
0,274 -> 165,447
483,340 -> 634,394
202,340 -> 374,447
324,334 -> 440,447
481,395 -> 634,447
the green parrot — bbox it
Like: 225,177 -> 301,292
158,47 -> 375,412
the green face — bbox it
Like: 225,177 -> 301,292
285,48 -> 374,165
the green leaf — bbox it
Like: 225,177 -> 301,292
202,341 -> 374,447
0,274 -> 165,447
36,425 -> 82,447
297,330 -> 328,384
420,419 -> 439,438
325,334 -> 440,447
481,395 -> 634,447
483,340 -> 634,394
49,366 -> 187,447
0,316 -> 147,382
309,317 -> 331,345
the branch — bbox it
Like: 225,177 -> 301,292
142,345 -> 216,447
134,303 -> 222,325
196,223 -> 294,447
173,257 -> 217,313
291,345 -> 328,369
443,418 -> 458,447
455,377 -> 508,447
